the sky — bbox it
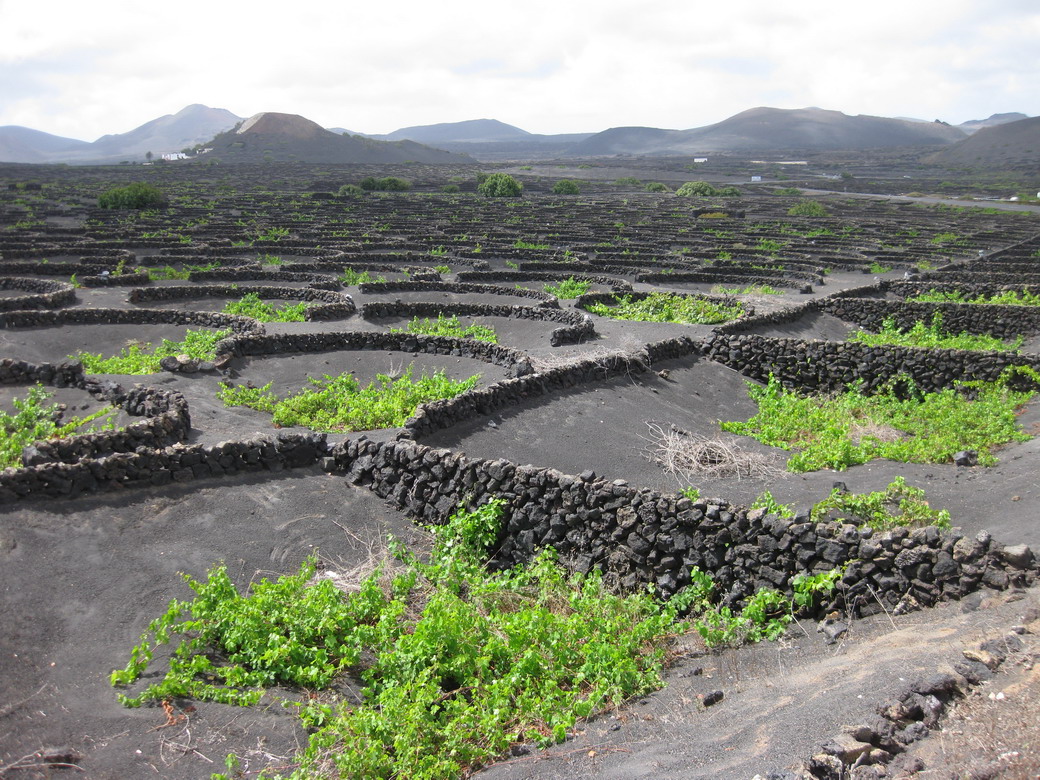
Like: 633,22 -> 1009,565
1,0 -> 1037,142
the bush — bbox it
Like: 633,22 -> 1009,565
717,186 -> 741,197
478,173 -> 523,198
98,182 -> 168,210
675,181 -> 717,197
337,184 -> 364,197
787,200 -> 829,217
441,184 -> 460,193
357,176 -> 411,192
552,179 -> 580,195
584,291 -> 744,325
644,182 -> 670,192
721,371 -> 1036,472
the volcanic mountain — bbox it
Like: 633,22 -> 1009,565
568,107 -> 968,156
0,126 -> 90,164
204,112 -> 473,164
0,104 -> 242,164
958,112 -> 1029,135
925,115 -> 1040,170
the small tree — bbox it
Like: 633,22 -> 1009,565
145,151 -> 153,162
478,173 -> 522,198
676,181 -> 718,197
552,179 -> 580,195
98,182 -> 168,210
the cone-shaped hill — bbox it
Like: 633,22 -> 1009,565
925,115 -> 1040,170
204,112 -> 474,164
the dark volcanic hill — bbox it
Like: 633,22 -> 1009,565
204,112 -> 473,164
925,115 -> 1040,170
380,118 -> 530,144
958,112 -> 1029,135
568,107 -> 968,156
0,126 -> 90,163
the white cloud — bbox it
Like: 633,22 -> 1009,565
0,0 -> 1036,139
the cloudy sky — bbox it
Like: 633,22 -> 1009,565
1,0 -> 1037,141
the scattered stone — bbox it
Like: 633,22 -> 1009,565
952,450 -> 978,467
702,690 -> 724,707
963,648 -> 1001,670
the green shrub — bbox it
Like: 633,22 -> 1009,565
675,181 -> 717,197
390,314 -> 498,343
478,173 -> 523,198
377,176 -> 411,192
584,291 -> 744,325
340,268 -> 386,285
71,329 -> 229,374
441,184 -> 460,193
846,312 -> 1023,352
552,179 -> 580,195
113,500 -> 689,777
338,184 -> 364,197
218,365 -> 480,432
615,176 -> 641,186
711,284 -> 785,295
544,277 -> 591,299
0,385 -> 119,468
98,182 -> 168,210
644,182 -> 670,192
721,371 -> 1036,472
787,200 -> 829,217
717,186 -> 741,197
223,292 -> 309,323
810,477 -> 951,529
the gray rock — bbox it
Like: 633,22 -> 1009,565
1000,543 -> 1035,569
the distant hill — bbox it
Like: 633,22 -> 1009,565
0,104 -> 242,164
86,104 -> 242,159
380,118 -> 530,144
958,112 -> 1029,135
924,116 -> 1040,169
367,119 -> 593,161
203,112 -> 473,164
0,126 -> 89,163
568,107 -> 968,156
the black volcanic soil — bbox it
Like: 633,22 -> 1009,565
2,162 -> 1040,779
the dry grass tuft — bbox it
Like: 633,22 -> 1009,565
644,421 -> 786,484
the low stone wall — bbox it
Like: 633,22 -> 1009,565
634,271 -> 808,290
402,351 -> 656,439
0,431 -> 327,502
704,333 -> 1040,395
212,330 -> 535,376
819,297 -> 1040,339
0,360 -> 191,465
360,300 -> 595,346
0,307 -> 263,335
0,277 -> 76,310
360,280 -> 556,306
454,269 -> 631,292
127,284 -> 356,321
575,290 -> 756,323
79,271 -> 151,287
323,437 -> 1035,614
188,269 -> 340,285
